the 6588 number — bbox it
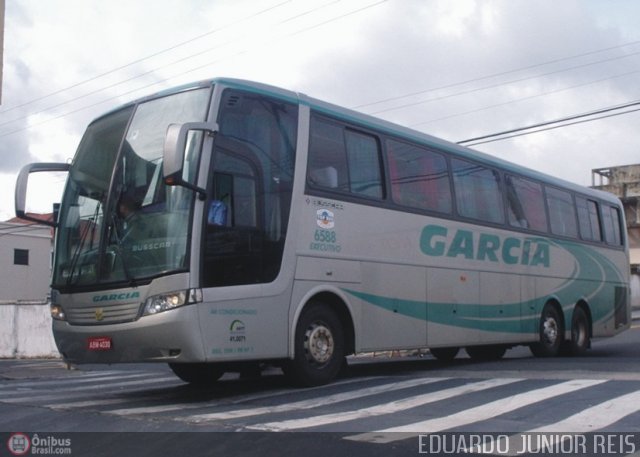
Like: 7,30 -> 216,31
314,229 -> 337,243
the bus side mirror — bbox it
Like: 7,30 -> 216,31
15,162 -> 70,227
163,122 -> 217,200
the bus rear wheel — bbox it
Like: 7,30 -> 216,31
465,345 -> 506,360
530,304 -> 563,357
561,307 -> 590,356
168,363 -> 224,386
285,303 -> 345,387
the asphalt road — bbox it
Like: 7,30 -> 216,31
1,324 -> 640,456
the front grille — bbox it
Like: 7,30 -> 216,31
65,301 -> 142,325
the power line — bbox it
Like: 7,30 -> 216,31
0,0 -> 387,138
467,107 -> 640,146
0,0 -> 318,129
410,67 -> 640,129
365,48 -> 640,117
457,99 -> 640,146
0,0 -> 293,116
352,39 -> 640,111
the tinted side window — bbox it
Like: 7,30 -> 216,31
308,117 -> 348,191
603,205 -> 624,246
307,115 -> 384,200
576,197 -> 602,241
345,130 -> 384,199
505,175 -> 548,232
451,158 -> 503,224
203,90 -> 298,288
546,187 -> 578,238
386,139 -> 452,213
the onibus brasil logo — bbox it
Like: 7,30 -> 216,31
7,433 -> 72,455
7,433 -> 30,456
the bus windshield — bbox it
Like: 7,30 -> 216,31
53,88 -> 211,289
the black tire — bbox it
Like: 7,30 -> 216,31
530,304 -> 563,357
430,347 -> 460,362
168,363 -> 224,386
465,344 -> 506,361
284,303 -> 345,387
561,307 -> 590,356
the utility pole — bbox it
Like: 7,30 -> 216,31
0,0 -> 4,104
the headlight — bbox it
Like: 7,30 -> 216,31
142,289 -> 202,316
51,305 -> 66,321
50,290 -> 66,321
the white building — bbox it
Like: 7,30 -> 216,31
592,165 -> 640,308
0,217 -> 59,358
0,219 -> 52,302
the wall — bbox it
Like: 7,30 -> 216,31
0,222 -> 52,302
0,302 -> 59,358
0,222 -> 59,358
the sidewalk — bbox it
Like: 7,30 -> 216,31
0,359 -> 78,381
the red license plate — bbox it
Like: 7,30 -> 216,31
87,336 -> 113,351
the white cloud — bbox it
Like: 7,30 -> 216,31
2,0 -> 640,221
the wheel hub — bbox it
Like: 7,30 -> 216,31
573,320 -> 586,346
542,317 -> 558,345
304,323 -> 334,364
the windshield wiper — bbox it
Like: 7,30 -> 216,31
66,201 -> 101,287
109,211 -> 137,286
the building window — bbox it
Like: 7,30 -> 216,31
14,249 -> 29,266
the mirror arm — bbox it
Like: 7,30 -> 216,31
169,179 -> 208,201
15,162 -> 70,227
163,122 -> 217,201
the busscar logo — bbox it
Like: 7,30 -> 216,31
316,209 -> 335,229
7,433 -> 30,456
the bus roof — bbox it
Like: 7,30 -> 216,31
98,76 -> 622,206
213,78 -> 620,206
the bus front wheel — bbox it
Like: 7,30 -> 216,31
530,304 -> 563,357
168,363 -> 224,386
285,303 -> 345,387
430,347 -> 460,362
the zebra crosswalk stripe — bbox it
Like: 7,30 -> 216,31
531,388 -> 640,432
0,375 -> 179,404
462,389 -> 640,456
248,377 -> 521,431
180,376 -> 452,423
346,378 -> 607,444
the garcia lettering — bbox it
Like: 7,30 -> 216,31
420,224 -> 550,267
93,292 -> 141,302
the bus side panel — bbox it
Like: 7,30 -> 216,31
426,268 -> 480,348
478,271 -> 525,345
590,280 -> 631,338
357,263 -> 427,352
197,284 -> 293,362
520,274 -> 539,341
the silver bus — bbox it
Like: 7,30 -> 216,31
16,78 -> 631,386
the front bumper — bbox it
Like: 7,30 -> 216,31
52,304 -> 206,364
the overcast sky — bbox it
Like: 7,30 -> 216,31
2,0 -> 640,221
